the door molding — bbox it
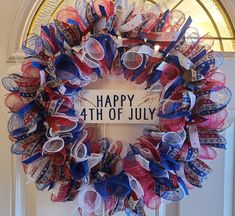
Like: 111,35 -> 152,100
5,1 -> 235,215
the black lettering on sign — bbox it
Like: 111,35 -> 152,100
97,95 -> 103,107
109,108 -> 116,120
128,108 -> 157,120
120,95 -> 126,107
96,94 -> 135,108
149,108 -> 156,120
105,95 -> 112,107
77,90 -> 159,123
80,108 -> 87,121
89,108 -> 94,120
117,108 -> 123,120
113,95 -> 119,107
127,94 -> 135,107
97,108 -> 103,120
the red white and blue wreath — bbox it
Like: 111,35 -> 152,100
2,0 -> 232,215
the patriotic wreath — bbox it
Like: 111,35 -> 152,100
2,0 -> 232,215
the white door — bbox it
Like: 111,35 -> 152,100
0,57 -> 233,216
0,0 -> 235,215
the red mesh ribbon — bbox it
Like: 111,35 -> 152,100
123,158 -> 161,210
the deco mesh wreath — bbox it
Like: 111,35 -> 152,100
2,0 -> 232,215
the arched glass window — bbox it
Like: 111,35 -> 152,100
164,0 -> 235,52
26,0 -> 235,52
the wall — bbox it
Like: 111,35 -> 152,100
1,1 -> 235,216
0,1 -> 22,216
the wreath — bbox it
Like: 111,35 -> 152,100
2,0 -> 232,215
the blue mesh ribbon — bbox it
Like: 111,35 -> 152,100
146,63 -> 162,87
94,172 -> 131,199
162,76 -> 183,99
160,152 -> 180,171
162,17 -> 192,57
71,160 -> 89,181
157,10 -> 170,32
94,34 -> 117,69
22,152 -> 43,164
54,53 -> 85,83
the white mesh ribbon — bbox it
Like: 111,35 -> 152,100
70,130 -> 88,160
135,154 -> 150,171
77,184 -> 104,215
162,129 -> 186,149
87,153 -> 103,169
48,115 -> 79,137
118,14 -> 143,33
139,147 -> 154,160
126,173 -> 144,199
43,137 -> 65,154
70,130 -> 103,179
72,143 -> 88,162
84,38 -> 105,60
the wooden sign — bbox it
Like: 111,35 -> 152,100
75,90 -> 160,124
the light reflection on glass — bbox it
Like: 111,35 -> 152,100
27,0 -> 235,52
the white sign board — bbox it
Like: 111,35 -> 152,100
75,90 -> 160,124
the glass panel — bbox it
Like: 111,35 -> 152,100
27,0 -> 235,52
214,40 -> 222,51
28,0 -> 63,36
199,0 -> 235,51
222,39 -> 235,52
175,0 -> 218,36
49,0 -> 77,21
200,0 -> 233,38
172,0 -> 235,51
